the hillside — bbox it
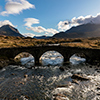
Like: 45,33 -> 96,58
0,25 -> 24,37
53,23 -> 100,38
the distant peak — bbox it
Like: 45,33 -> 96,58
0,24 -> 24,37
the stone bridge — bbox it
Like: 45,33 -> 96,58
0,45 -> 100,65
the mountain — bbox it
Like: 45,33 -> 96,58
53,23 -> 100,38
0,25 -> 24,37
33,35 -> 51,39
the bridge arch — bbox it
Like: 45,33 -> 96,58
69,53 -> 87,64
39,50 -> 64,66
14,52 -> 35,68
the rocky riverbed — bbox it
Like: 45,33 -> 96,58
0,63 -> 100,100
0,51 -> 100,100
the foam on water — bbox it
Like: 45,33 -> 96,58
40,51 -> 64,66
70,54 -> 86,64
20,57 -> 35,68
51,64 -> 100,100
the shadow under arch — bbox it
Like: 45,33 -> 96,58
39,50 -> 64,66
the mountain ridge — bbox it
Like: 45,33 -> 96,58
0,25 -> 24,37
53,23 -> 100,38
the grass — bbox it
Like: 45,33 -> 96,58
0,35 -> 100,49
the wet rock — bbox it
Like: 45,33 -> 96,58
89,65 -> 92,68
71,74 -> 90,81
97,70 -> 100,73
53,94 -> 69,100
24,74 -> 28,78
20,82 -> 24,85
8,58 -> 19,65
97,87 -> 100,90
95,68 -> 99,71
63,61 -> 70,65
57,85 -> 69,88
0,59 -> 10,69
72,79 -> 79,84
97,93 -> 100,96
59,67 -> 65,71
57,82 -> 72,88
25,95 -> 30,99
68,66 -> 71,68
54,97 -> 61,100
11,73 -> 15,75
53,94 -> 66,97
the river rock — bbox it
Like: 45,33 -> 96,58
72,79 -> 79,84
54,97 -> 61,100
71,74 -> 90,81
53,94 -> 66,97
97,87 -> 100,90
53,94 -> 69,100
24,74 -> 28,78
59,67 -> 65,71
0,59 -> 10,69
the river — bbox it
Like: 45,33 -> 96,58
0,51 -> 100,100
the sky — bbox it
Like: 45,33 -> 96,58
1,0 -> 100,37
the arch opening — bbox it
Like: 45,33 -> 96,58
39,51 -> 64,66
14,52 -> 35,68
70,53 -> 86,65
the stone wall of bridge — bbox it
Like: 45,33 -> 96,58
0,46 -> 100,65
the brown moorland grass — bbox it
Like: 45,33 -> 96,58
0,35 -> 100,49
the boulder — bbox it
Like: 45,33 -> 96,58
71,74 -> 90,81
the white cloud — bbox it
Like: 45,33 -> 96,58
26,26 -> 58,35
0,20 -> 15,27
22,33 -> 35,37
26,26 -> 46,33
1,0 -> 35,16
24,18 -> 58,35
24,18 -> 39,27
58,21 -> 72,31
58,13 -> 100,31
46,28 -> 59,34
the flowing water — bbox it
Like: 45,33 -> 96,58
0,52 -> 100,100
